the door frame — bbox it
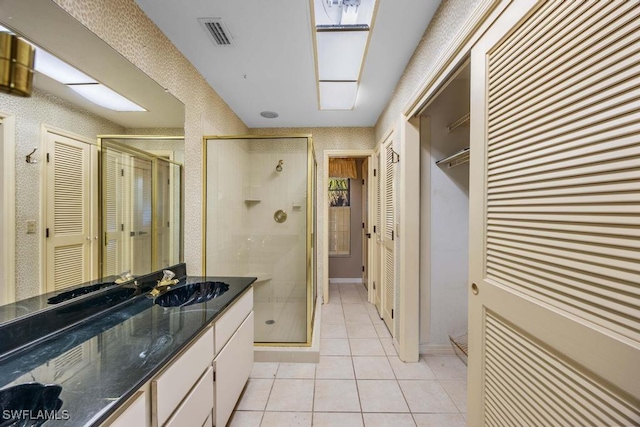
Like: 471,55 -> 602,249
40,125 -> 98,293
0,112 -> 16,305
322,149 -> 374,305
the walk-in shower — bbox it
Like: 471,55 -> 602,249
203,135 -> 317,345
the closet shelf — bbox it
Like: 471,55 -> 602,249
447,112 -> 470,132
449,333 -> 468,365
435,147 -> 470,168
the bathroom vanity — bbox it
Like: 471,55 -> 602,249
0,265 -> 256,426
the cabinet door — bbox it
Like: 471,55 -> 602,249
165,367 -> 213,427
215,288 -> 253,353
214,312 -> 254,427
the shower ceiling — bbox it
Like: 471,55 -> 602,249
134,0 -> 441,127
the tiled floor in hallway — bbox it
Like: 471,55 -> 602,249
230,282 -> 468,426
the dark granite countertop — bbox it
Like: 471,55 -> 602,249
0,275 -> 255,426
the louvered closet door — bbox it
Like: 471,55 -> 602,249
373,149 -> 382,315
468,1 -> 640,425
45,132 -> 95,292
381,135 -> 395,334
103,149 -> 125,277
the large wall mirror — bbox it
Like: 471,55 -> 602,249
0,0 -> 185,319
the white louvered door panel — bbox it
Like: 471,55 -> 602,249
381,135 -> 395,334
469,1 -> 640,425
45,132 -> 94,292
373,150 -> 382,315
103,150 -> 124,276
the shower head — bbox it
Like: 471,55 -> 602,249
276,160 -> 284,172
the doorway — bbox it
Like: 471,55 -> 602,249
323,150 -> 374,307
418,61 -> 470,357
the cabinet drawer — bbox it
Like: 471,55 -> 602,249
214,311 -> 254,427
153,327 -> 214,426
165,367 -> 213,427
215,288 -> 253,353
107,390 -> 148,427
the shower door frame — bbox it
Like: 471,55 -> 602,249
202,134 -> 317,346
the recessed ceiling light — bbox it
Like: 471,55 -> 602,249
260,111 -> 279,119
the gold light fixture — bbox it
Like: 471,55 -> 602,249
0,32 -> 35,97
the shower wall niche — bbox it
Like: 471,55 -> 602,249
204,135 -> 316,345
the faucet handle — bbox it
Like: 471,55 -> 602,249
115,271 -> 134,284
161,270 -> 175,281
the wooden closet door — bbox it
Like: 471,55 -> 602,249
469,1 -> 640,425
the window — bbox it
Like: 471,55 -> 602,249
328,178 -> 350,256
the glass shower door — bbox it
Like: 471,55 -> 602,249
204,135 -> 315,345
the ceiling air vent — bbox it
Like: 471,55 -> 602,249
199,18 -> 234,46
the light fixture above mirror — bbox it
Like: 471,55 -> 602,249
0,26 -> 146,112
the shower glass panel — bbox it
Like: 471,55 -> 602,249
99,137 -> 184,278
204,135 -> 316,345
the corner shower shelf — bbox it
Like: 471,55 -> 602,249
449,333 -> 468,365
447,112 -> 470,132
436,147 -> 470,168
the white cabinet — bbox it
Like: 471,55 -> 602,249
152,327 -> 214,426
214,311 -> 254,427
105,390 -> 148,427
165,367 -> 214,427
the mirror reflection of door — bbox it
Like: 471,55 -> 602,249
45,131 -> 97,292
155,159 -> 171,268
103,149 -> 125,276
131,156 -> 152,275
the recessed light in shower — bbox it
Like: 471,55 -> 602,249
260,111 -> 279,118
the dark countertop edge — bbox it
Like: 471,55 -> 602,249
91,278 -> 256,426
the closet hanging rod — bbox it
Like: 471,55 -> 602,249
435,147 -> 470,169
447,112 -> 470,132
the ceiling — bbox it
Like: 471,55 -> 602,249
135,0 -> 441,128
0,0 -> 184,129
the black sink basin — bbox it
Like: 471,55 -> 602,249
47,281 -> 115,304
154,282 -> 230,308
0,383 -> 63,426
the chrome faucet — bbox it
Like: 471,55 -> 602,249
149,270 -> 179,297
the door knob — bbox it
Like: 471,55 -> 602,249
471,283 -> 479,295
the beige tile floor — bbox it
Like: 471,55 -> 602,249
230,282 -> 468,427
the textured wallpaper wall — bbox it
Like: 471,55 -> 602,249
54,0 -> 249,274
0,88 -> 124,299
374,0 -> 481,141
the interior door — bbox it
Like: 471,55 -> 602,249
45,131 -> 96,292
130,156 -> 152,275
103,149 -> 125,276
381,135 -> 395,334
361,158 -> 369,290
373,150 -> 382,316
468,1 -> 640,425
155,158 -> 171,269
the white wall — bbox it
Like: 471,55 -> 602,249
375,0 -> 482,140
420,75 -> 469,348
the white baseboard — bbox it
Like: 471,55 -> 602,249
329,278 -> 363,284
419,343 -> 455,356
